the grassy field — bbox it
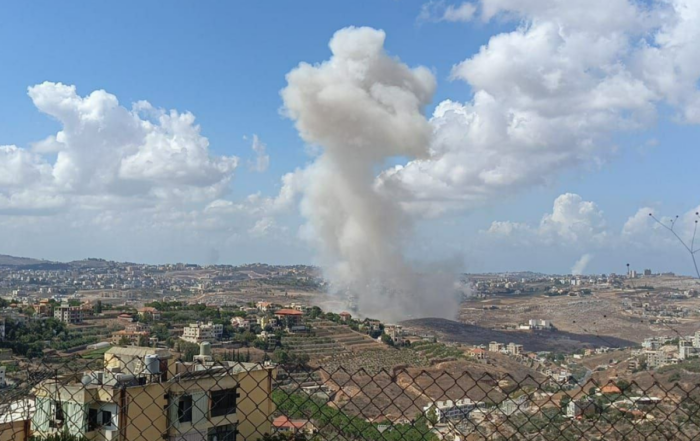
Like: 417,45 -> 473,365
81,346 -> 111,359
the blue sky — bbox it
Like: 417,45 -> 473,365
1,0 -> 699,276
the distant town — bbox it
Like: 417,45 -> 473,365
2,254 -> 700,439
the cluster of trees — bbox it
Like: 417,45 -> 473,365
272,390 -> 436,441
0,318 -> 67,358
271,349 -> 310,366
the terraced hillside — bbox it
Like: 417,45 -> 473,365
318,348 -> 429,375
312,320 -> 386,352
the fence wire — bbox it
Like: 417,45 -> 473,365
1,348 -> 700,441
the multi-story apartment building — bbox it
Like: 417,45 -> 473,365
507,343 -> 523,356
54,302 -> 83,324
646,350 -> 670,368
423,399 -> 482,423
488,342 -> 503,353
31,346 -> 277,441
693,331 -> 700,349
181,322 -> 224,344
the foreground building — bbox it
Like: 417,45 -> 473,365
31,346 -> 277,441
0,399 -> 34,441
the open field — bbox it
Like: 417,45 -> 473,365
456,288 -> 700,345
402,318 -> 636,352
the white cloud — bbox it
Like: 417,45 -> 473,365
0,82 -> 240,215
247,134 -> 270,173
571,253 -> 593,275
485,193 -> 607,246
248,217 -> 277,238
419,2 -> 477,23
384,0 -> 700,215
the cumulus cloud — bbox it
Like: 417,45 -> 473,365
485,193 -> 608,246
248,217 -> 277,238
281,26 -> 459,320
247,134 -> 270,172
0,82 -> 239,215
571,253 -> 593,275
382,0 -> 700,215
419,1 -> 477,23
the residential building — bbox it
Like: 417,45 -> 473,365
255,302 -> 272,312
231,317 -> 255,329
488,342 -> 503,353
527,319 -> 551,330
0,399 -> 34,441
507,343 -> 523,356
567,398 -> 599,418
468,348 -> 486,360
384,324 -> 404,345
647,350 -> 669,368
693,331 -> 700,349
679,340 -> 697,360
111,330 -> 150,346
339,312 -> 351,322
137,307 -> 161,321
423,399 -> 481,423
181,322 -> 224,344
118,313 -> 134,323
274,309 -> 303,329
54,302 -> 83,324
31,346 -> 277,441
272,416 -> 316,435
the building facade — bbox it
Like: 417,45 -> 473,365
181,322 -> 224,344
54,303 -> 83,324
31,347 -> 277,441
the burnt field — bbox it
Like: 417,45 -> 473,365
401,318 -> 636,352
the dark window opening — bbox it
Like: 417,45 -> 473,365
210,389 -> 238,418
55,404 -> 64,421
102,410 -> 113,426
87,408 -> 98,431
207,423 -> 238,441
178,395 -> 193,423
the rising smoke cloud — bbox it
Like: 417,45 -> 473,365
571,254 -> 593,276
281,27 -> 460,321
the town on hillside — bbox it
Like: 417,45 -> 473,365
2,257 -> 700,439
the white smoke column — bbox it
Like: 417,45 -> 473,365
571,254 -> 593,276
281,27 -> 459,321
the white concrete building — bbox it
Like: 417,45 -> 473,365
53,302 -> 83,324
423,399 -> 481,423
181,321 -> 224,344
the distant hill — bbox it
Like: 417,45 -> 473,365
0,254 -> 49,267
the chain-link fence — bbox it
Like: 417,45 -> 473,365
1,346 -> 700,441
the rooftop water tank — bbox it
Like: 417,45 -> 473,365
200,341 -> 212,356
144,354 -> 160,375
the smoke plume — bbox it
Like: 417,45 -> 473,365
281,27 -> 460,321
571,254 -> 593,276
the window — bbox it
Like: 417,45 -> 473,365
207,424 -> 237,441
102,410 -> 113,426
210,389 -> 238,418
178,395 -> 193,423
88,408 -> 98,431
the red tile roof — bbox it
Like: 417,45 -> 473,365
272,416 -> 308,429
601,384 -> 622,394
275,309 -> 303,316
